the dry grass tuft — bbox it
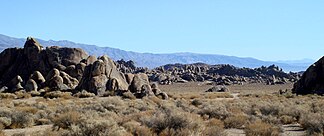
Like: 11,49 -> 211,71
244,120 -> 281,136
52,111 -> 81,130
300,113 -> 324,136
44,91 -> 73,99
0,93 -> 16,99
224,114 -> 248,129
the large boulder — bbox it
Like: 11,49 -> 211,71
8,75 -> 24,92
77,56 -> 129,95
30,71 -> 46,87
25,79 -> 38,92
293,57 -> 324,94
129,73 -> 154,98
45,69 -> 70,91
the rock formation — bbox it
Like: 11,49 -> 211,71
293,57 -> 324,94
0,37 -> 168,99
140,63 -> 300,85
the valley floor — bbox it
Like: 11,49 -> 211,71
1,82 -> 322,136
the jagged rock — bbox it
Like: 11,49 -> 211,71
206,85 -> 229,92
25,79 -> 38,92
293,57 -> 324,94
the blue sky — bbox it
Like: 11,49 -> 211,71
1,0 -> 323,61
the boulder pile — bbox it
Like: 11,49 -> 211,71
143,63 -> 300,85
0,37 -> 168,99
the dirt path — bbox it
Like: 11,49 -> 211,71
3,125 -> 52,136
225,124 -> 305,136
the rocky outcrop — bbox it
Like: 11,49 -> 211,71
293,57 -> 324,95
0,37 -> 88,91
129,73 -> 154,98
145,63 -> 300,85
76,56 -> 129,96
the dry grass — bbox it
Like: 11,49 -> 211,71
0,82 -> 322,136
244,120 -> 281,136
224,114 -> 248,129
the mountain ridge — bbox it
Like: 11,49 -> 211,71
0,34 -> 311,72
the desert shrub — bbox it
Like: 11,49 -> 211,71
300,113 -> 324,136
11,133 -> 25,136
73,90 -> 95,98
206,118 -> 224,128
147,96 -> 163,106
30,91 -> 41,97
140,109 -> 201,135
122,120 -> 155,136
202,126 -> 227,136
202,118 -> 226,136
122,91 -> 136,100
102,96 -> 126,113
52,111 -> 81,130
279,115 -> 295,124
82,103 -> 107,113
9,111 -> 34,128
280,106 -> 304,122
16,106 -> 38,114
191,99 -> 203,106
15,91 -> 32,99
0,117 -> 11,129
224,114 -> 248,129
0,93 -> 16,99
259,103 -> 282,116
36,118 -> 51,125
64,119 -> 128,136
198,102 -> 229,120
260,115 -> 281,125
44,91 -> 73,99
34,110 -> 51,121
244,120 -> 281,136
204,92 -> 234,99
159,128 -> 191,136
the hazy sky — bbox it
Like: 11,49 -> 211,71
1,0 -> 323,61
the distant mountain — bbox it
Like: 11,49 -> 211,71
0,34 -> 310,72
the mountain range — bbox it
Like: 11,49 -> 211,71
0,34 -> 313,72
